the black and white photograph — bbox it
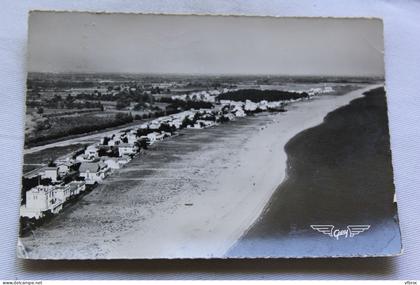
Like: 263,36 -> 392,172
17,11 -> 402,259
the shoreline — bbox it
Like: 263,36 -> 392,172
108,84 -> 381,259
228,85 -> 401,258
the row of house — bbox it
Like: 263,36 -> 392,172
20,108 -> 239,221
20,181 -> 86,219
171,88 -> 234,103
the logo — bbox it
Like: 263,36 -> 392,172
310,225 -> 370,240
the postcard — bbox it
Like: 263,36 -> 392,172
17,11 -> 402,259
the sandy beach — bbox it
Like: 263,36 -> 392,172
19,84 -> 380,259
228,85 -> 401,258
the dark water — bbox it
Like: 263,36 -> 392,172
228,87 -> 402,258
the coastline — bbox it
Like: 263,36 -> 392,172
20,84 -> 380,259
228,86 -> 401,258
108,84 -> 381,258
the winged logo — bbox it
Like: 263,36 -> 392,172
310,225 -> 334,237
347,225 -> 370,237
311,224 -> 370,240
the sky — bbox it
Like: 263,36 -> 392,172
27,12 -> 385,76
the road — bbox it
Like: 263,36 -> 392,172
23,121 -> 149,155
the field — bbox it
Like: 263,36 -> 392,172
23,143 -> 88,174
24,112 -> 134,147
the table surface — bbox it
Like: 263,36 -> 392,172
1,0 -> 419,280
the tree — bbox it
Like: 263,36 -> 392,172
159,123 -> 176,133
133,103 -> 144,111
116,99 -> 130,110
181,116 -> 194,128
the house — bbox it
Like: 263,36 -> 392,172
100,137 -> 111,145
101,156 -> 130,170
75,154 -> 93,162
67,181 -> 86,196
139,135 -> 151,145
161,131 -> 172,138
170,119 -> 182,129
51,181 -> 86,204
257,100 -> 268,111
146,132 -> 165,144
127,133 -> 138,144
41,167 -> 59,183
196,120 -> 215,128
118,143 -> 138,156
224,113 -> 236,121
118,156 -> 130,166
84,145 -> 99,159
53,184 -> 71,203
20,185 -> 64,219
56,161 -> 73,177
95,144 -> 117,158
79,161 -> 109,185
108,137 -> 121,147
149,121 -> 161,130
244,100 -> 258,112
188,123 -> 201,129
102,157 -> 120,169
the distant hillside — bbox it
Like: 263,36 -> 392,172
217,89 -> 309,103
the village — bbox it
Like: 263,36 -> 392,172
19,84 -> 336,235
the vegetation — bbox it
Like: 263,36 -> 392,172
25,113 -> 134,146
217,89 -> 309,102
75,89 -> 154,104
157,98 -> 214,112
23,144 -> 88,172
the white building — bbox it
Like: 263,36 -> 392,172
57,161 -> 73,177
127,133 -> 138,144
100,137 -> 110,145
146,132 -> 165,144
223,113 -> 236,121
108,136 -> 121,147
52,184 -> 71,203
118,143 -> 138,156
75,154 -> 96,162
197,120 -> 215,128
79,162 -> 109,185
102,157 -> 120,169
67,181 -> 86,196
84,145 -> 99,159
101,157 -> 130,169
170,119 -> 182,129
232,104 -> 246,117
20,185 -> 63,219
20,180 -> 88,219
258,100 -> 269,111
139,123 -> 149,129
244,100 -> 258,112
149,121 -> 161,130
41,167 -> 59,183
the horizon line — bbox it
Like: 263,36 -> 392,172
27,71 -> 385,78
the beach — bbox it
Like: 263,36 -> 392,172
19,84 -> 380,259
228,86 -> 401,258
